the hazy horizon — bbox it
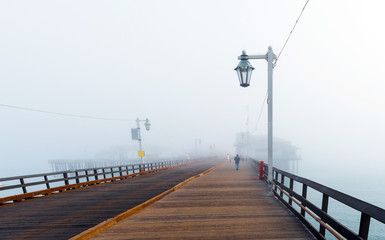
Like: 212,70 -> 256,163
1,0 -> 385,196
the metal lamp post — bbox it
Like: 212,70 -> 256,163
135,118 -> 151,164
234,46 -> 276,193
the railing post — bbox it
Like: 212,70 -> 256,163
44,175 -> 50,189
289,178 -> 294,206
102,169 -> 106,179
359,213 -> 371,240
94,169 -> 98,180
301,184 -> 307,217
320,193 -> 329,236
119,167 -> 123,176
85,171 -> 90,182
20,178 -> 27,194
63,172 -> 69,185
264,165 -> 268,180
274,171 -> 279,192
110,168 -> 114,177
132,165 -> 135,174
280,175 -> 285,198
75,171 -> 80,184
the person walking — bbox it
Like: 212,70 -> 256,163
234,154 -> 241,171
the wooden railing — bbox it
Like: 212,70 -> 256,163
250,159 -> 385,240
0,160 -> 188,204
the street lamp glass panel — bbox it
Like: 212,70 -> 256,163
144,119 -> 151,131
234,59 -> 254,87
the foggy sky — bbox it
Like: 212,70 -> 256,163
1,0 -> 385,186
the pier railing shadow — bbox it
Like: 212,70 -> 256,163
250,158 -> 385,240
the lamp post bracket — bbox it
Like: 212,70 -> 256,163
238,54 -> 267,60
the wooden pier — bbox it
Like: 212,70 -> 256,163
82,161 -> 314,240
0,160 -> 222,240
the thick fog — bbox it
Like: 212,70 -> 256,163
1,0 -> 385,198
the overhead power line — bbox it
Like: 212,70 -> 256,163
252,90 -> 268,133
274,0 -> 310,66
0,103 -> 133,121
251,1 -> 310,133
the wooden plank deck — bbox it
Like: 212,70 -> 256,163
88,160 -> 315,240
0,160 -> 222,240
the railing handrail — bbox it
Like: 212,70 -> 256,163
0,159 -> 190,203
273,168 -> 385,224
249,158 -> 385,240
0,161 -> 174,181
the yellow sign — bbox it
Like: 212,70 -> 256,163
138,151 -> 145,157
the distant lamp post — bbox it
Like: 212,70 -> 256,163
235,47 -> 276,193
144,118 -> 151,131
132,118 -> 151,164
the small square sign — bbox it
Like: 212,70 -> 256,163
138,151 -> 145,157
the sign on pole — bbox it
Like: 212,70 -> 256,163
138,151 -> 145,157
131,128 -> 139,140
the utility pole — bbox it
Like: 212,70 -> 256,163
246,105 -> 250,160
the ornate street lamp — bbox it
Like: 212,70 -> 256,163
235,46 -> 276,193
234,50 -> 255,87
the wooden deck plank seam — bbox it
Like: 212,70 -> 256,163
69,161 -> 225,240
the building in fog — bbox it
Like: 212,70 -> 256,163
234,133 -> 300,173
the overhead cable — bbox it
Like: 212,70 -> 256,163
252,90 -> 268,133
251,1 -> 310,134
274,0 -> 310,66
0,103 -> 133,121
